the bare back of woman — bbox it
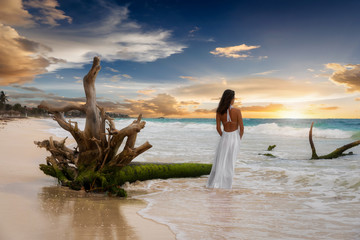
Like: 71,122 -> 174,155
220,108 -> 239,132
216,107 -> 244,137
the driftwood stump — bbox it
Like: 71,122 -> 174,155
35,57 -> 152,195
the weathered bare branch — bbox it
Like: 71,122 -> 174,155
51,112 -> 87,151
113,141 -> 153,166
39,101 -> 85,113
98,105 -> 108,144
309,122 -> 360,159
309,122 -> 318,159
35,137 -> 78,164
83,57 -> 101,142
105,115 -> 117,134
90,137 -> 103,163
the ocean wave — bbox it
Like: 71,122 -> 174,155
45,118 -> 355,140
246,123 -> 353,139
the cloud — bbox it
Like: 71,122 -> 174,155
97,101 -> 123,112
116,94 -> 215,117
11,84 -> 45,92
118,93 -> 188,117
314,73 -> 331,78
6,86 -> 128,112
23,0 -> 72,26
0,24 -> 64,85
253,70 -> 278,76
210,44 -> 260,58
241,103 -> 286,112
17,3 -> 186,72
0,2 -> 185,83
0,0 -> 71,27
319,106 -> 339,110
137,89 -> 156,95
106,67 -> 119,73
122,74 -> 132,79
194,108 -> 216,114
0,0 -> 34,26
180,101 -> 200,105
356,98 -> 360,101
189,26 -> 200,36
326,63 -> 346,71
103,84 -> 125,89
179,76 -> 198,81
8,91 -> 84,102
109,75 -> 122,82
307,68 -> 315,72
172,77 -> 348,103
326,63 -> 360,92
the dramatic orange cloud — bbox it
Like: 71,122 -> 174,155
180,101 -> 200,105
303,103 -> 350,118
319,106 -> 339,110
194,108 -> 216,114
0,0 -> 72,27
210,44 -> 260,58
119,93 -> 186,117
113,93 -> 217,117
326,63 -> 360,92
0,0 -> 34,26
242,103 -> 286,112
0,24 -> 64,85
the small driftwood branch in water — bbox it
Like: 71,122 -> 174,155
309,122 -> 360,159
258,145 -> 277,158
267,145 -> 276,151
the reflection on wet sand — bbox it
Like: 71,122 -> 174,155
39,186 -> 138,239
38,186 -> 175,240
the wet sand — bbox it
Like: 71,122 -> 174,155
0,118 -> 175,240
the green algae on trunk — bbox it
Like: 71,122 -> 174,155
39,162 -> 212,197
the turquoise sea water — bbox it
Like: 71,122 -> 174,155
143,118 -> 360,139
146,117 -> 360,131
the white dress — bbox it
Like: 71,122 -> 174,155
206,107 -> 240,189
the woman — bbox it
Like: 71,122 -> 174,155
206,89 -> 244,189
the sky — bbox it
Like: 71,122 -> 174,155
0,0 -> 360,118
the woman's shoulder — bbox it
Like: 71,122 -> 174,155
231,107 -> 241,112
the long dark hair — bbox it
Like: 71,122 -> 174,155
216,89 -> 235,115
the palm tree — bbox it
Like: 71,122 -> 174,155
0,91 -> 9,110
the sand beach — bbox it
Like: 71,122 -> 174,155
0,118 -> 175,240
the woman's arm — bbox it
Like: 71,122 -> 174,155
216,112 -> 222,136
238,109 -> 244,139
